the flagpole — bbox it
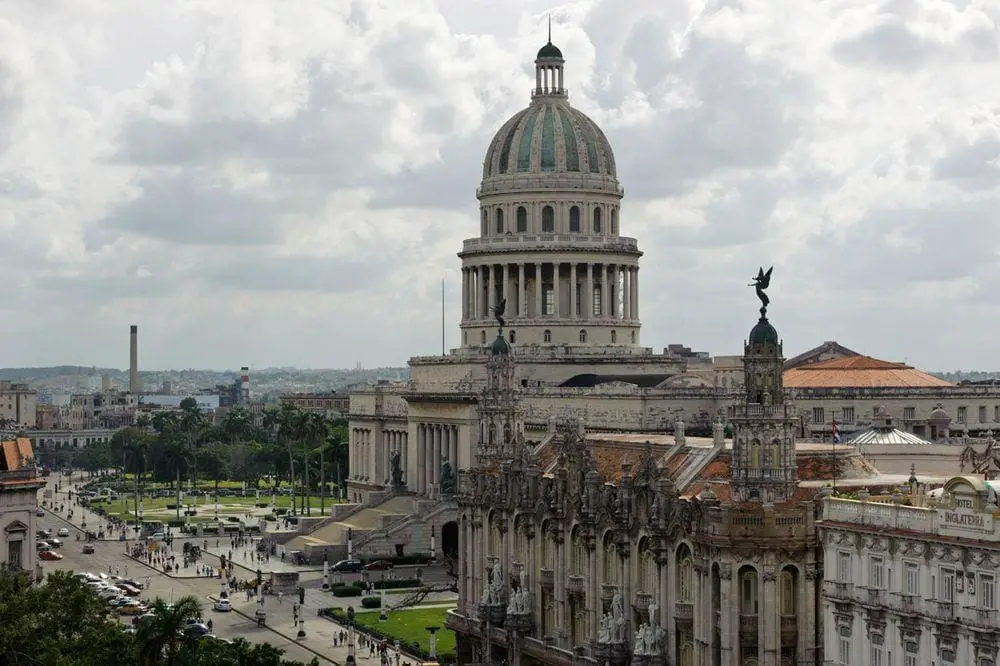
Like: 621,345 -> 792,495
831,412 -> 839,494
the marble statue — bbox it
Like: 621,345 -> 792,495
633,623 -> 649,655
390,450 -> 404,489
635,601 -> 665,656
488,562 -> 505,604
598,613 -> 613,644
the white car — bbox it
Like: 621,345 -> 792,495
57,528 -> 69,537
213,598 -> 231,612
74,572 -> 100,583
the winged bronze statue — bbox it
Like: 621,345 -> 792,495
749,266 -> 773,314
492,297 -> 507,329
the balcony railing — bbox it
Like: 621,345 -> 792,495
822,580 -> 854,600
965,606 -> 997,628
539,568 -> 554,587
0,468 -> 39,483
928,600 -> 957,622
461,234 -> 639,253
739,615 -> 758,635
892,593 -> 922,615
861,587 -> 887,606
674,602 -> 693,620
780,615 -> 797,634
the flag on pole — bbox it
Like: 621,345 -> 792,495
832,418 -> 841,444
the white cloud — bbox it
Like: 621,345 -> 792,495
0,0 -> 997,370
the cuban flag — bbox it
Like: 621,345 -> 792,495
832,418 -> 841,444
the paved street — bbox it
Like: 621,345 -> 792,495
36,471 -> 457,665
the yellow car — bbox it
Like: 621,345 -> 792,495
118,601 -> 148,616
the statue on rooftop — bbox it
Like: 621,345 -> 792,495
749,266 -> 773,315
439,457 -> 456,497
390,450 -> 405,490
491,297 -> 507,330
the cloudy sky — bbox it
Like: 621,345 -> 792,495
2,0 -> 998,371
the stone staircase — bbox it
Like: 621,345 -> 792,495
351,498 -> 458,553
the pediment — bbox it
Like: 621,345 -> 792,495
4,519 -> 28,533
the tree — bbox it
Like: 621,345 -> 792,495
0,567 -> 132,665
196,445 -> 228,495
135,595 -> 202,666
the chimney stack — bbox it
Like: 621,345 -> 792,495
129,325 -> 138,393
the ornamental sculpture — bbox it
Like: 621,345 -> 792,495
598,590 -> 627,644
439,457 -> 456,497
749,266 -> 773,316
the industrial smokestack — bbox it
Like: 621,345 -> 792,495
129,325 -> 138,393
240,366 -> 250,404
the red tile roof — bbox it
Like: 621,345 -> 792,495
783,355 -> 952,388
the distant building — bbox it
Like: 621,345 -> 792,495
0,437 -> 44,577
0,381 -> 37,428
280,391 -> 350,418
819,475 -> 1000,666
65,391 -> 137,429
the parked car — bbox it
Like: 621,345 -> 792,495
82,544 -> 95,554
46,538 -> 63,548
57,527 -> 69,537
331,559 -> 363,573
364,560 -> 394,571
118,601 -> 147,616
36,540 -> 51,550
41,528 -> 54,538
117,583 -> 141,596
182,623 -> 210,637
38,550 -> 63,561
213,599 -> 231,612
35,508 -> 45,517
121,578 -> 144,590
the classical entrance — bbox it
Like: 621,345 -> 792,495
441,520 -> 459,558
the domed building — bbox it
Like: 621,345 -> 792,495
461,40 -> 640,348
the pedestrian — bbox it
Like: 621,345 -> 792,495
277,591 -> 283,604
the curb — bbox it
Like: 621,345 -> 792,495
208,595 -> 341,666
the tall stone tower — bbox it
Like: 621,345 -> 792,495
730,268 -> 798,504
474,317 -> 524,466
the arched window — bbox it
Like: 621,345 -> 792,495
593,207 -> 602,233
602,532 -> 617,584
569,206 -> 580,232
678,556 -> 693,602
610,330 -> 617,343
516,206 -> 527,233
740,567 -> 759,615
509,330 -> 516,343
611,208 -> 618,234
480,330 -> 486,345
751,439 -> 761,467
542,205 -> 554,232
495,208 -> 504,234
481,209 -> 488,236
579,329 -> 587,343
780,567 -> 797,615
543,329 -> 552,342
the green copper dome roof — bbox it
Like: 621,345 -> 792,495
537,41 -> 563,59
748,317 -> 779,346
482,101 -> 617,180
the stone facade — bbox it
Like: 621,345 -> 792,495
818,477 -> 1000,666
0,438 -> 44,577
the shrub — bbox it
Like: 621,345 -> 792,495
361,596 -> 381,609
274,508 -> 288,516
167,519 -> 185,528
165,504 -> 178,510
332,586 -> 362,598
372,578 -> 420,591
264,514 -> 276,521
256,503 -> 269,508
226,516 -> 240,523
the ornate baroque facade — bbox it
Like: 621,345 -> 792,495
447,294 -> 823,665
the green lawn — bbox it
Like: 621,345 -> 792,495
350,607 -> 456,659
89,493 -> 338,520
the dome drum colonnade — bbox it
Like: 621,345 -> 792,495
459,38 -> 642,348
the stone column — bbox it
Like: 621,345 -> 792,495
570,262 -> 578,319
584,263 -> 593,320
461,268 -> 468,320
761,565 -> 777,666
434,425 -> 443,486
552,261 -> 561,317
535,263 -> 544,317
481,265 -> 489,318
501,264 -> 509,307
621,267 -> 630,320
600,264 -> 609,318
609,264 -> 618,319
518,263 -> 526,317
631,267 -> 639,319
450,426 -> 459,471
417,425 -> 426,494
487,265 -> 496,316
587,541 -> 598,640
459,519 -> 468,611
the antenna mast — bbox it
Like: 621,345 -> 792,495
441,278 -> 446,356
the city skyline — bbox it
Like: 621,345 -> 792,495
2,1 -> 997,369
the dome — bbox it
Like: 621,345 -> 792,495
748,317 -> 779,346
537,41 -> 563,59
490,333 -> 511,356
481,100 -> 617,180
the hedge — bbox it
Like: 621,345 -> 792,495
167,520 -> 185,528
275,508 -> 288,516
361,596 -> 381,609
372,579 -> 421,590
332,586 -> 362,598
360,555 -> 430,566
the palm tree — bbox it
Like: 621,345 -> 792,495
135,595 -> 203,666
160,434 -> 191,521
301,412 -> 329,516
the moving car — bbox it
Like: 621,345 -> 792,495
57,527 -> 69,537
121,578 -> 144,590
331,559 -> 363,573
182,622 -> 210,637
38,550 -> 63,561
46,538 -> 63,548
41,528 -> 54,538
364,560 -> 394,571
36,540 -> 51,550
213,598 -> 231,612
35,508 -> 45,517
82,544 -> 95,554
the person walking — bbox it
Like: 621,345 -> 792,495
277,591 -> 283,604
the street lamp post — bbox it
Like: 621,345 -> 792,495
426,626 -> 440,660
345,606 -> 356,666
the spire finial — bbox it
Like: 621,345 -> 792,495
548,14 -> 552,43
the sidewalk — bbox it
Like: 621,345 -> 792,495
213,591 -> 428,666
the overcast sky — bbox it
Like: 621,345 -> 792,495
1,0 -> 998,371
